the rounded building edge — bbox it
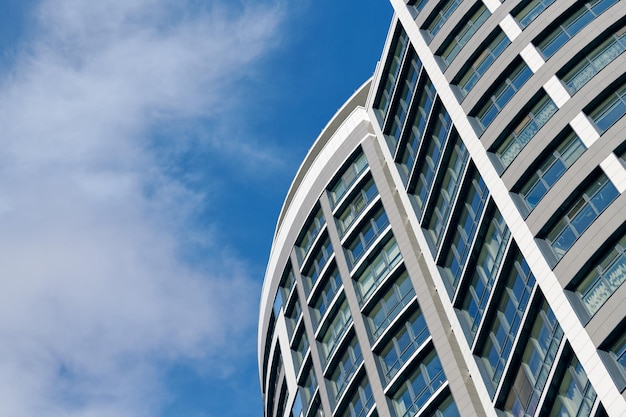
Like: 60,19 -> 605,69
257,78 -> 374,386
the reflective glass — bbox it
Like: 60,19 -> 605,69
476,62 -> 532,130
562,25 -> 626,94
412,108 -> 452,217
457,30 -> 510,96
392,351 -> 446,417
480,251 -> 535,390
537,0 -> 617,58
546,174 -> 618,260
336,178 -> 378,236
368,272 -> 416,340
503,301 -> 563,417
515,0 -> 556,28
425,134 -> 469,252
329,337 -> 363,403
440,5 -> 490,67
379,309 -> 430,380
330,153 -> 369,207
440,170 -> 489,293
427,0 -> 463,37
354,238 -> 403,304
460,208 -> 510,341
497,95 -> 558,167
375,30 -> 409,122
346,207 -> 389,267
548,356 -> 596,417
576,234 -> 626,316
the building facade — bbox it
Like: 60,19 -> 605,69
258,1 -> 626,416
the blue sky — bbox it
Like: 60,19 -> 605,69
0,1 -> 391,416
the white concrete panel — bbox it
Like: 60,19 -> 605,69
601,153 -> 626,193
570,112 -> 600,148
482,0 -> 501,13
544,75 -> 571,108
520,44 -> 545,73
499,15 -> 522,41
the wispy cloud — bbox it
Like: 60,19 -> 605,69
0,0 -> 281,415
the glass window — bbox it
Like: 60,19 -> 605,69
293,329 -> 310,372
411,107 -> 453,217
367,271 -> 416,340
434,396 -> 461,417
518,131 -> 586,210
383,52 -> 423,153
391,351 -> 447,417
308,397 -> 324,417
496,94 -> 558,168
375,29 -> 410,123
536,0 -> 617,58
426,0 -> 464,37
514,0 -> 556,28
311,267 -> 343,329
588,82 -> 626,133
320,299 -> 352,362
456,29 -> 510,97
354,238 -> 403,304
546,174 -> 619,260
304,236 -> 334,288
424,133 -> 469,252
329,153 -> 369,208
336,178 -> 378,237
561,24 -> 626,94
409,0 -> 428,13
339,377 -> 374,417
379,309 -> 431,380
440,4 -> 491,67
267,349 -> 283,417
610,332 -> 626,378
299,206 -> 326,259
329,337 -> 363,404
575,233 -> 626,316
345,206 -> 390,267
503,301 -> 564,417
286,298 -> 303,337
276,380 -> 289,417
440,169 -> 489,294
292,392 -> 304,417
480,251 -> 536,390
548,355 -> 597,417
398,78 -> 437,182
475,61 -> 533,130
300,364 -> 318,412
275,265 -> 297,317
274,292 -> 284,318
459,208 -> 510,341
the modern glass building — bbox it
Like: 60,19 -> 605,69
258,1 -> 626,416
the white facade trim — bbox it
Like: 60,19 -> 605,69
520,44 -> 545,73
601,153 -> 626,194
499,14 -> 522,40
544,75 -> 571,108
570,112 -> 600,148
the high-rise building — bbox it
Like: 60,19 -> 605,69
258,1 -> 626,416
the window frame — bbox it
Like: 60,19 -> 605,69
545,173 -> 619,261
455,29 -> 510,97
517,131 -> 586,211
473,59 -> 533,131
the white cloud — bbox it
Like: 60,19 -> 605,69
0,0 -> 281,415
